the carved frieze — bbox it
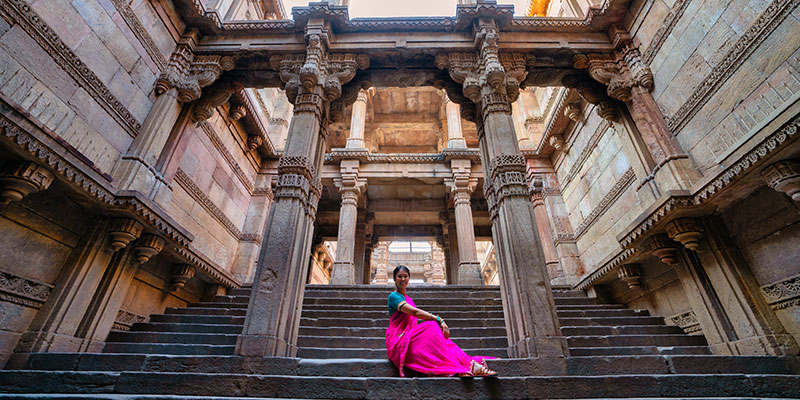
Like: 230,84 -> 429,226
0,270 -> 52,309
669,310 -> 702,335
0,0 -> 142,137
761,274 -> 800,310
112,309 -> 148,332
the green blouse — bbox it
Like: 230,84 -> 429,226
387,291 -> 406,318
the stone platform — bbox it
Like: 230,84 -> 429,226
2,285 -> 798,399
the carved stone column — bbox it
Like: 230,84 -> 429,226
237,21 -> 368,357
331,160 -> 366,284
762,160 -> 800,201
444,95 -> 468,148
528,174 -> 564,285
112,31 -> 234,198
429,240 -> 446,285
372,241 -> 389,284
232,177 -> 274,283
346,90 -> 368,149
0,161 -> 54,205
10,217 -> 144,364
444,159 -> 482,285
436,15 -> 567,358
576,43 -> 700,192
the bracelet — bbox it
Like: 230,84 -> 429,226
435,316 -> 443,325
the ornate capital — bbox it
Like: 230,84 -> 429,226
573,43 -> 653,103
133,234 -> 165,264
617,263 -> 643,290
155,32 -> 235,103
170,264 -> 195,292
229,105 -> 247,121
445,159 -> 477,196
549,135 -> 566,151
561,75 -> 619,122
192,80 -> 242,122
564,103 -> 583,122
666,218 -> 704,251
108,218 -> 143,252
643,234 -> 681,265
0,161 -> 54,205
762,160 -> 800,201
334,160 -> 366,203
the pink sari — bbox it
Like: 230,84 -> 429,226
385,294 -> 495,377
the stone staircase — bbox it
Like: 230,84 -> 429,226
1,284 -> 798,399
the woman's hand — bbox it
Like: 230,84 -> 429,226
440,321 -> 450,339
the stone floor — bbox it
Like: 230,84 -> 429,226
1,285 -> 798,399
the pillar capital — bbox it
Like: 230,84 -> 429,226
666,217 -> 704,251
0,161 -> 54,205
573,42 -> 653,103
762,160 -> 800,201
643,234 -> 681,265
155,31 -> 235,103
334,159 -> 367,198
445,159 -> 477,195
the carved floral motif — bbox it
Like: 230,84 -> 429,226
0,271 -> 52,309
761,274 -> 800,310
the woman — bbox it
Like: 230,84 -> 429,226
385,265 -> 497,377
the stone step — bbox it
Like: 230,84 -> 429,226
0,371 -> 796,399
18,354 -> 796,376
210,295 -> 250,304
106,332 -> 238,346
299,317 -> 505,328
187,302 -> 248,309
296,335 -> 508,349
297,326 -> 507,338
558,316 -> 666,327
301,304 -> 504,312
550,290 -> 587,298
164,307 -> 247,316
560,325 -> 685,336
149,314 -> 245,325
566,335 -> 708,348
302,296 -> 501,307
304,290 -> 501,300
129,322 -> 243,334
102,343 -> 234,355
556,309 -> 650,318
300,309 -> 505,320
554,304 -> 628,310
552,297 -> 599,305
569,346 -> 712,356
296,346 -> 509,359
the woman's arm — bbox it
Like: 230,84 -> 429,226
397,302 -> 450,339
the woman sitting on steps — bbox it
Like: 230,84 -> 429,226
385,265 -> 498,377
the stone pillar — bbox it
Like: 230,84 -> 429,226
353,209 -> 367,284
669,218 -> 799,355
331,160 -> 366,284
236,24 -> 368,356
429,241 -> 446,285
444,210 -> 460,284
232,176 -> 274,283
10,218 -> 146,364
444,96 -> 467,148
346,90 -> 368,149
577,43 -> 700,193
528,176 -> 565,285
112,31 -> 233,198
436,16 -> 568,358
372,241 -> 389,284
444,159 -> 482,285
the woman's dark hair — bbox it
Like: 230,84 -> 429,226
393,265 -> 410,280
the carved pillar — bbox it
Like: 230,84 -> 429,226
0,161 -> 54,205
429,240 -> 446,285
10,217 -> 144,363
372,241 -> 389,284
352,208 -> 367,284
436,16 -> 567,358
576,43 -> 700,192
444,96 -> 468,148
232,178 -> 274,283
237,21 -> 368,356
112,31 -> 234,197
528,174 -> 564,285
331,160 -> 366,284
762,160 -> 800,201
346,90 -> 368,149
440,211 -> 459,284
444,159 -> 482,284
